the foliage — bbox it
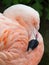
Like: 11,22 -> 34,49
46,8 -> 49,20
32,2 -> 43,16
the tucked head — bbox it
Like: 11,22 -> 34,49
3,4 -> 40,30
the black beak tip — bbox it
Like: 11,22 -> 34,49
27,39 -> 39,51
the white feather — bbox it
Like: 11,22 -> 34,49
3,4 -> 40,30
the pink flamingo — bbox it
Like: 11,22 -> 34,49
0,4 -> 44,65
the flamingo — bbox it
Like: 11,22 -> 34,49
0,4 -> 44,65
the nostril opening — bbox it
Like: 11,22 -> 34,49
27,39 -> 39,51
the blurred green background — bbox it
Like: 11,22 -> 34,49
0,0 -> 49,65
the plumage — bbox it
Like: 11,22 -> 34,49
0,4 -> 44,65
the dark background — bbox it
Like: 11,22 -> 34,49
0,0 -> 49,65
